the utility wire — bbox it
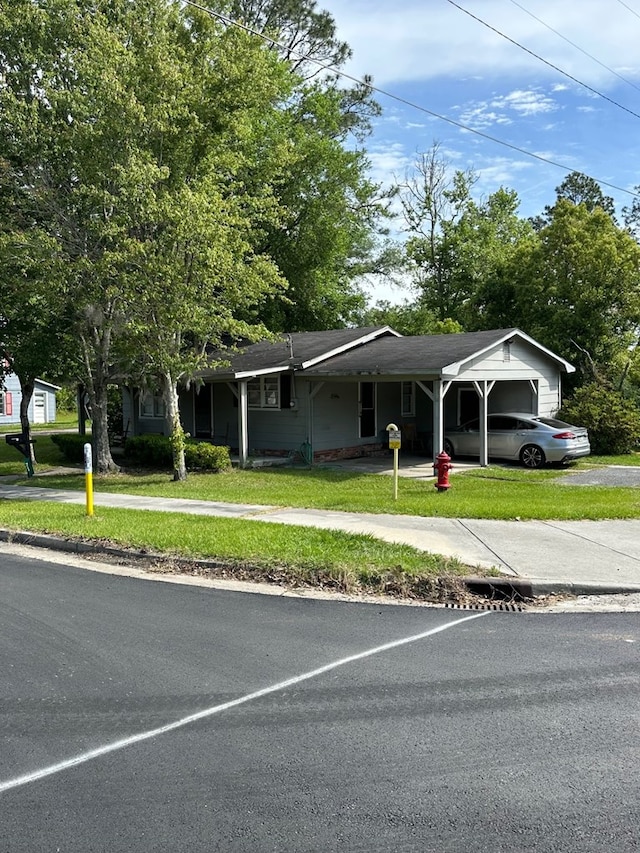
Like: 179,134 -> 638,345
447,0 -> 640,122
181,0 -> 639,200
616,0 -> 640,20
508,0 -> 640,94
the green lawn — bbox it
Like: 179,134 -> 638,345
0,499 -> 470,596
2,444 -> 640,520
2,436 -> 639,596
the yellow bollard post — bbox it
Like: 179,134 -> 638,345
84,442 -> 94,517
386,423 -> 401,501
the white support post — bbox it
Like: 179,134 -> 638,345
432,379 -> 444,462
238,380 -> 249,469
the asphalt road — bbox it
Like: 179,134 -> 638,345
2,551 -> 640,852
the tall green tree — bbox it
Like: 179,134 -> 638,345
397,143 -> 477,323
0,0 -> 295,475
398,144 -> 531,328
530,171 -> 617,230
229,0 -> 388,331
475,200 -> 640,381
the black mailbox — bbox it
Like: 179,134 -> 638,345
5,433 -> 36,476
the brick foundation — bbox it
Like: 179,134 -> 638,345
313,443 -> 387,463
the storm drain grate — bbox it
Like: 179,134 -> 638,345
445,601 -> 524,612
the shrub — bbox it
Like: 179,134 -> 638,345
559,383 -> 640,455
50,433 -> 91,463
122,434 -> 172,467
185,441 -> 231,472
123,434 -> 231,472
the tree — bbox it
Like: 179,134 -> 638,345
229,0 -> 351,79
358,300 -> 462,336
530,171 -> 617,230
476,200 -> 640,381
256,82 -> 386,331
397,143 -> 477,323
228,0 -> 387,332
623,187 -> 640,242
397,144 -> 532,329
0,0 -> 295,476
0,149 -> 74,455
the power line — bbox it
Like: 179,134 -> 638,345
447,0 -> 640,123
181,0 -> 639,200
508,0 -> 640,94
615,0 -> 640,20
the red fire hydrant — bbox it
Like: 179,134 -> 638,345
433,450 -> 453,492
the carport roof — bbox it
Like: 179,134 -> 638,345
202,326 -> 574,380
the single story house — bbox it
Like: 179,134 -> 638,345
0,373 -> 60,429
123,326 -> 575,467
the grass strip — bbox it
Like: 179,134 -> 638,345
0,499 -> 473,600
16,465 -> 640,521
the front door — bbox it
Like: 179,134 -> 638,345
359,382 -> 376,438
194,384 -> 213,438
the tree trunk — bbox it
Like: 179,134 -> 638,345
87,381 -> 120,474
164,374 -> 187,482
17,376 -> 36,465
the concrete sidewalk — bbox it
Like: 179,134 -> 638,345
2,481 -> 640,596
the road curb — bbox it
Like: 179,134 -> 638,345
4,528 -> 640,601
462,574 -> 640,600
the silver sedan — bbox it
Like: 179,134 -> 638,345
444,412 -> 591,468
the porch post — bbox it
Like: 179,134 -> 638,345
433,379 -> 444,460
238,379 -> 249,469
471,379 -> 494,467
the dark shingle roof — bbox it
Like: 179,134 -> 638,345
302,329 -> 518,375
205,327 -> 396,376
202,326 -> 571,379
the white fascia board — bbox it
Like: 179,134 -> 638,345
442,329 -> 575,376
300,326 -> 401,370
35,378 -> 62,391
234,366 -> 290,379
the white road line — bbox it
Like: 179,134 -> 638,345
0,611 -> 489,794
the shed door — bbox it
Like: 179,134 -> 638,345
33,391 -> 46,423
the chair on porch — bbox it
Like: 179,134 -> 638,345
401,422 -> 423,453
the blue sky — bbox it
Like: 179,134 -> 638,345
318,0 -> 640,301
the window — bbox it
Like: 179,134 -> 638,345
248,376 -> 280,409
401,381 -> 415,417
0,391 -> 12,417
140,392 -> 165,419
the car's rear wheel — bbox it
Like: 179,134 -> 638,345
443,438 -> 454,458
520,444 -> 546,469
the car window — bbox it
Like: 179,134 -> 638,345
535,417 -> 571,429
488,416 -> 517,430
462,419 -> 479,431
516,419 -> 536,430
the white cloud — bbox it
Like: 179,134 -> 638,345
494,89 -> 558,115
321,0 -> 640,90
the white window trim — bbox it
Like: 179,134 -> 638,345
401,381 -> 415,417
139,392 -> 166,419
247,375 -> 280,410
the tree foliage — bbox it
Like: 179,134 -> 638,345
474,200 -> 640,380
560,383 -> 640,455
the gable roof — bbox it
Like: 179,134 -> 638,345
304,328 -> 575,377
202,326 -> 574,380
